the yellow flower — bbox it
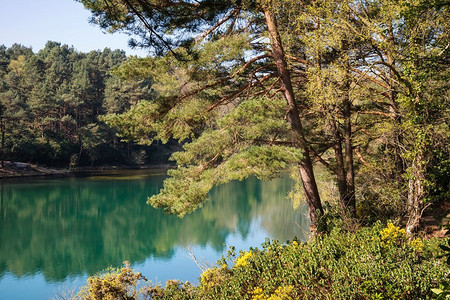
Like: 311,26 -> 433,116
250,287 -> 266,300
409,238 -> 424,252
268,285 -> 294,300
200,267 -> 224,290
250,285 -> 295,300
379,222 -> 406,247
234,251 -> 253,268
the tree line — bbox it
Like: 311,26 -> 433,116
0,42 -> 173,167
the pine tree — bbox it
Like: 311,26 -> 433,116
80,0 -> 325,230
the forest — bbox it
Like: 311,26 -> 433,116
0,42 -> 173,167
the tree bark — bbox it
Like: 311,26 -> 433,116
330,118 -> 348,208
343,96 -> 356,216
405,159 -> 425,235
263,8 -> 323,230
340,38 -> 356,217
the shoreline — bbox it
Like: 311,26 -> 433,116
0,161 -> 173,179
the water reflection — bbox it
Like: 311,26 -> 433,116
0,171 -> 309,283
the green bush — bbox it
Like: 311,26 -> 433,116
74,261 -> 146,300
75,223 -> 448,299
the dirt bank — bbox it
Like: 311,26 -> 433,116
0,161 -> 173,179
0,161 -> 70,178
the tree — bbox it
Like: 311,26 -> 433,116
333,0 -> 449,233
80,0 -> 325,230
81,0 -> 449,234
283,0 -> 448,232
0,42 -> 154,167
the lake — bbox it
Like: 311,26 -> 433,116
0,170 -> 310,299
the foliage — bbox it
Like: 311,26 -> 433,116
0,42 -> 166,167
78,0 -> 449,233
433,225 -> 450,299
191,224 -> 447,299
74,261 -> 146,299
76,223 -> 448,299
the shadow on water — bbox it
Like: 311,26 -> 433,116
0,171 -> 309,282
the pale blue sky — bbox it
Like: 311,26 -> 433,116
0,0 -> 147,56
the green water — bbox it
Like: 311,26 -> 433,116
0,170 -> 309,299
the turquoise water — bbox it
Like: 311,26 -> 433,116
0,170 -> 309,299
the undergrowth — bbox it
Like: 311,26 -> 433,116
73,222 -> 449,299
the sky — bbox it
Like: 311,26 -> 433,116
0,0 -> 148,56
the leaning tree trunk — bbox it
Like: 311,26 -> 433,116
263,7 -> 324,231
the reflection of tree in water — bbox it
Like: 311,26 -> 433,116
205,176 -> 310,242
257,175 -> 310,242
203,177 -> 262,242
0,173 -> 309,281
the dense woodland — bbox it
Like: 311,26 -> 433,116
0,42 -> 173,167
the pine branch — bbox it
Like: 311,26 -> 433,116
208,73 -> 273,111
195,8 -> 240,43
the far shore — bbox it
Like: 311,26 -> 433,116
0,161 -> 173,179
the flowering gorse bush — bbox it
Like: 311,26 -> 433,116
379,222 -> 406,247
75,261 -> 145,300
74,223 -> 448,299
250,285 -> 295,300
235,251 -> 253,268
194,223 -> 447,299
379,222 -> 425,253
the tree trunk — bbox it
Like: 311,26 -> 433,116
386,23 -> 405,180
405,158 -> 425,235
330,118 -> 348,208
263,8 -> 323,231
343,96 -> 356,216
340,39 -> 356,217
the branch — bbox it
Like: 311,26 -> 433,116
286,54 -> 309,66
208,73 -> 273,111
122,0 -> 180,58
233,54 -> 271,77
355,148 -> 374,170
184,54 -> 270,101
288,53 -> 392,93
373,60 -> 413,94
253,139 -> 294,146
187,247 -> 207,272
195,8 -> 240,43
350,67 -> 390,90
357,110 -> 392,118
309,145 -> 333,172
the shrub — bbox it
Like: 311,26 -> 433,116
194,223 -> 448,299
74,261 -> 146,300
75,223 -> 448,299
